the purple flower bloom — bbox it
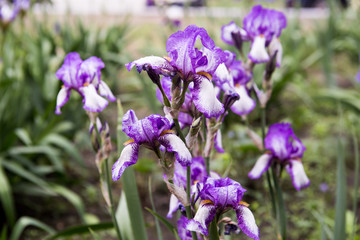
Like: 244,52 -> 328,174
126,25 -> 227,118
15,0 -> 30,11
248,123 -> 310,191
243,5 -> 286,65
112,110 -> 192,181
184,177 -> 260,240
55,52 -> 115,114
0,1 -> 18,24
356,69 -> 360,83
177,216 -> 203,240
221,21 -> 249,46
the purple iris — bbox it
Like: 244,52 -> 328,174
184,177 -> 260,240
248,123 -> 310,191
112,110 -> 192,181
243,5 -> 286,65
126,25 -> 227,118
55,52 -> 116,114
213,51 -> 255,116
177,216 -> 203,240
0,0 -> 19,24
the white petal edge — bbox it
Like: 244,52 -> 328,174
81,84 -> 109,112
286,159 -> 310,191
269,38 -> 283,67
248,154 -> 272,179
231,85 -> 256,116
125,56 -> 174,73
193,76 -> 224,118
112,142 -> 139,181
167,194 -> 180,219
55,87 -> 71,115
159,134 -> 192,167
248,36 -> 270,64
185,203 -> 216,236
99,81 -> 116,102
236,205 -> 260,240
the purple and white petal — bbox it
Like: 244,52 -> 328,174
79,56 -> 105,86
290,135 -> 306,159
55,87 -> 71,115
159,133 -> 192,167
167,194 -> 180,219
231,85 -> 256,116
112,142 -> 140,181
55,52 -> 83,87
125,56 -> 175,76
192,76 -> 224,118
214,129 -> 224,153
286,159 -> 310,191
236,205 -> 260,240
80,84 -> 109,112
195,47 -> 227,75
221,21 -> 249,45
265,123 -> 293,161
248,36 -> 270,64
184,203 -> 217,236
122,109 -> 139,136
269,38 -> 283,67
248,154 -> 272,179
99,81 -> 116,102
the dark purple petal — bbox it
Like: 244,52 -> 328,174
286,159 -> 310,191
248,153 -> 272,179
79,56 -> 105,86
236,205 -> 260,240
55,52 -> 83,88
192,75 -> 224,118
80,84 -> 109,112
159,133 -> 192,166
55,87 -> 71,115
265,123 -> 293,160
112,142 -> 140,181
166,25 -> 216,77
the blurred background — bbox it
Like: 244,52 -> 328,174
0,0 -> 359,239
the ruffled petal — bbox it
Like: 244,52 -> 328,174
167,194 -> 180,219
248,153 -> 272,179
230,85 -> 256,116
125,56 -> 175,76
80,84 -> 109,112
122,109 -> 139,136
265,123 -> 293,160
214,129 -> 224,153
112,142 -> 140,181
269,38 -> 283,67
184,203 -> 216,236
159,134 -> 192,167
195,47 -> 227,75
55,52 -> 83,87
55,87 -> 71,115
79,56 -> 105,86
248,36 -> 270,64
192,75 -> 224,118
236,205 -> 260,240
286,159 -> 310,191
99,81 -> 116,102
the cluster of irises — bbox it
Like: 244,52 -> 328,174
0,0 -> 29,28
55,4 -> 310,240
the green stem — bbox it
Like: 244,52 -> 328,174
272,166 -> 287,240
174,118 -> 197,240
351,131 -> 359,240
105,158 -> 123,240
205,156 -> 210,176
208,217 -> 219,240
149,177 -> 163,240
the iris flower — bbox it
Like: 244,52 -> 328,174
55,52 -> 115,114
126,25 -> 226,118
248,123 -> 310,191
112,110 -> 192,181
184,177 -> 260,240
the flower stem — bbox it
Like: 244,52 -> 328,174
104,158 -> 123,240
272,165 -> 287,240
174,118 -> 197,240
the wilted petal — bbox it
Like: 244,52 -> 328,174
80,84 -> 109,112
248,154 -> 272,179
248,36 -> 269,64
167,194 -> 180,219
236,205 -> 260,240
192,76 -> 224,118
214,129 -> 224,153
159,133 -> 192,166
55,87 -> 71,115
99,81 -> 116,101
125,56 -> 175,76
231,85 -> 256,116
185,202 -> 216,236
112,142 -> 139,181
269,38 -> 283,67
286,159 -> 310,191
55,52 -> 83,87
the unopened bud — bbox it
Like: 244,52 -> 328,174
223,91 -> 240,111
185,117 -> 202,149
231,31 -> 243,55
144,64 -> 161,86
264,50 -> 277,82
